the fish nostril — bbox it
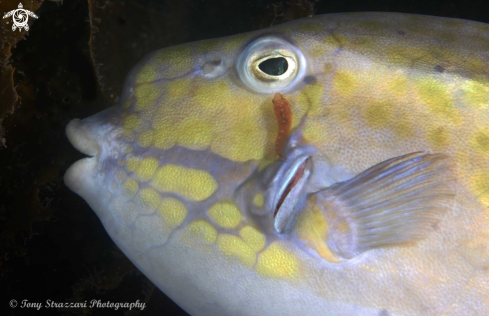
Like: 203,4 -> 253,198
201,58 -> 226,77
209,59 -> 222,66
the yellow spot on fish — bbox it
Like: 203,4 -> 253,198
363,102 -> 391,128
393,120 -> 412,138
207,201 -> 243,229
158,197 -> 188,227
220,117 -> 266,161
176,116 -> 214,150
153,124 -> 176,150
239,226 -> 266,252
417,78 -> 459,122
123,114 -> 142,130
389,75 -> 409,94
475,172 -> 489,206
334,71 -> 357,95
125,156 -> 141,173
217,234 -> 256,267
166,78 -> 191,100
427,127 -> 448,149
135,45 -> 192,83
137,129 -> 154,148
311,35 -> 339,56
122,178 -> 139,199
296,84 -> 324,115
135,157 -> 159,182
152,165 -> 217,201
153,76 -> 267,161
474,131 -> 489,153
253,193 -> 264,207
187,220 -> 218,244
256,242 -> 299,279
134,83 -> 161,111
462,78 -> 489,109
136,187 -> 161,212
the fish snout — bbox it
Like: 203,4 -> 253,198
65,118 -> 101,157
64,108 -> 117,207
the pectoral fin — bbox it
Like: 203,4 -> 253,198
319,152 -> 455,260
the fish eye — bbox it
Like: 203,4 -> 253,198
258,57 -> 288,76
237,36 -> 306,93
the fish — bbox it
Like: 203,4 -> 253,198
64,12 -> 489,316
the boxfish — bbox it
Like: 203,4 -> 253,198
65,12 -> 489,316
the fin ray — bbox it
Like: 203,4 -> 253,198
318,152 -> 455,259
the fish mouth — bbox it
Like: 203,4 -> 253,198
66,118 -> 100,157
273,156 -> 311,233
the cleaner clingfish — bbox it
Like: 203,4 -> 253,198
65,12 -> 489,316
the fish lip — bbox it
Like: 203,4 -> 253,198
271,155 -> 312,233
66,118 -> 100,157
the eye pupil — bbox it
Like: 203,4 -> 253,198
258,57 -> 288,76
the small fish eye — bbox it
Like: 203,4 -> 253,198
258,57 -> 288,76
236,36 -> 306,93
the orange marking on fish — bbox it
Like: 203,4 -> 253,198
272,93 -> 292,158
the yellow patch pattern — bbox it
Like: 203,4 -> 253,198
475,172 -> 489,206
253,193 -> 264,207
152,164 -> 217,201
123,114 -> 142,130
135,45 -> 192,83
175,116 -> 214,150
122,178 -> 139,199
217,234 -> 256,267
239,226 -> 266,252
462,78 -> 489,109
363,102 -> 392,128
474,131 -> 489,153
136,187 -> 161,212
137,130 -> 154,148
427,127 -> 449,149
207,201 -> 243,229
334,71 -> 357,95
166,78 -> 191,100
125,156 -> 140,172
158,197 -> 188,228
256,242 -> 299,279
416,78 -> 459,122
187,220 -> 218,244
134,83 -> 161,111
135,157 -> 159,181
296,84 -> 325,115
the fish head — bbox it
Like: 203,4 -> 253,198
64,13 -> 489,316
64,18 -> 343,315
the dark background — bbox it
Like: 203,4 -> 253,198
1,0 -> 488,315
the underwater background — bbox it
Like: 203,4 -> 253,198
1,0 -> 488,315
